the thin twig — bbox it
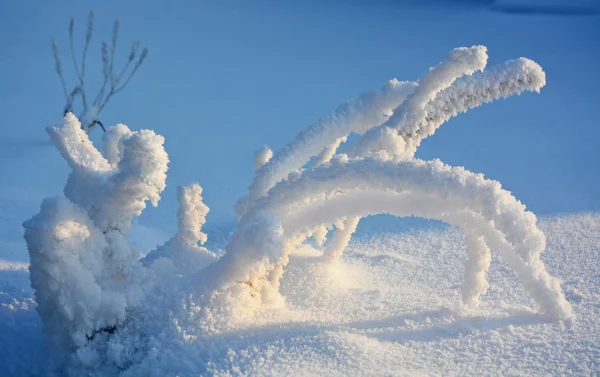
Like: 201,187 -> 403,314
99,47 -> 148,112
93,41 -> 110,106
54,13 -> 148,132
115,41 -> 140,84
69,17 -> 87,107
51,38 -> 69,101
81,11 -> 94,80
65,86 -> 83,114
109,20 -> 120,90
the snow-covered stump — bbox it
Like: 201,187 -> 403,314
23,114 -> 169,349
24,197 -> 116,349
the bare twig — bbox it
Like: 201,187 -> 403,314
68,17 -> 87,107
116,41 -> 140,84
53,13 -> 148,133
64,86 -> 83,115
98,47 -> 148,112
81,12 -> 94,79
51,38 -> 69,101
94,41 -> 111,106
109,20 -> 120,90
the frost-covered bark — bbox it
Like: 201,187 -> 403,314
25,197 -> 118,349
312,136 -> 348,167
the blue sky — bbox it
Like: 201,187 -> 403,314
1,0 -> 599,243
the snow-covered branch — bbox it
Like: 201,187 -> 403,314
234,157 -> 572,318
352,57 -> 546,157
328,56 -> 546,263
236,79 -> 417,216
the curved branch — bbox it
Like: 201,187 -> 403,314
327,57 -> 546,261
236,79 -> 417,216
230,157 -> 571,319
352,58 -> 546,157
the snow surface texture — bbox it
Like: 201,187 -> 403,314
20,46 -> 578,375
7,214 -> 600,375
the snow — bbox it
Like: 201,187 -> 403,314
254,146 -> 274,171
351,57 -> 546,158
142,182 -> 217,275
235,78 -> 417,217
2,213 -> 600,375
23,116 -> 171,351
7,42 -> 585,370
244,156 -> 571,318
1,2 -> 599,375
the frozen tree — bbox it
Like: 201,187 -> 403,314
24,45 -> 573,373
51,12 -> 148,133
